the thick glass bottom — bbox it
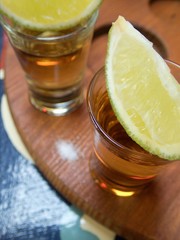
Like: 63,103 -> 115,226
30,93 -> 83,116
89,152 -> 154,197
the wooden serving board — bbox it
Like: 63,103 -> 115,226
4,0 -> 180,239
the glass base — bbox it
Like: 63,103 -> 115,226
89,153 -> 152,197
30,94 -> 83,116
91,171 -> 136,197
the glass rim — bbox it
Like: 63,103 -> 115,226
165,59 -> 180,68
87,60 -> 179,161
0,10 -> 98,42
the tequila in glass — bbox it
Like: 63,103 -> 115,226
87,66 -> 177,197
0,10 -> 98,115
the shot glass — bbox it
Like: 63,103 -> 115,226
87,61 -> 179,197
0,11 -> 98,116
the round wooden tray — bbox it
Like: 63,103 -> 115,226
4,1 -> 180,239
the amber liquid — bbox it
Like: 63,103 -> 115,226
96,92 -> 147,153
90,92 -> 167,196
13,33 -> 92,102
6,13 -> 96,115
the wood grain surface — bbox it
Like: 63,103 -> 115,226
4,0 -> 180,239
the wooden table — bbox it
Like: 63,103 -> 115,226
4,1 -> 180,239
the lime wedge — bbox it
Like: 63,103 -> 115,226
0,0 -> 102,31
105,16 -> 180,160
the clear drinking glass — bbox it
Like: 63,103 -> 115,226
0,11 -> 98,116
87,61 -> 179,197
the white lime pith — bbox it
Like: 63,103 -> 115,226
105,16 -> 180,160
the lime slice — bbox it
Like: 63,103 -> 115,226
105,16 -> 180,160
0,0 -> 102,31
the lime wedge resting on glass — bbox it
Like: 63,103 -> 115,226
105,16 -> 180,160
0,0 -> 102,31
